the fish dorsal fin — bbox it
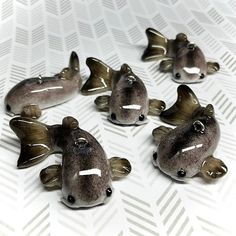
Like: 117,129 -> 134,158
10,117 -> 54,168
142,28 -> 168,61
160,85 -> 200,126
69,51 -> 80,72
81,57 -> 113,95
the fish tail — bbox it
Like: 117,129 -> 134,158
81,57 -> 113,95
10,117 -> 55,168
160,85 -> 201,126
142,28 -> 169,61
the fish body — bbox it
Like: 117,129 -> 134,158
81,58 -> 165,126
10,116 -> 131,209
152,85 -> 227,181
5,52 -> 81,118
142,28 -> 219,83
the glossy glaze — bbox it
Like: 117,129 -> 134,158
5,52 -> 81,118
81,58 -> 165,126
142,28 -> 220,83
152,85 -> 227,181
10,116 -> 131,208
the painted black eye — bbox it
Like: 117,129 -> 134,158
110,113 -> 116,120
175,73 -> 181,79
200,73 -> 205,79
67,195 -> 75,204
139,114 -> 145,121
177,169 -> 186,177
106,187 -> 112,197
153,152 -> 157,161
6,104 -> 11,112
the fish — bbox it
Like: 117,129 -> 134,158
81,57 -> 166,126
4,51 -> 81,118
152,85 -> 227,182
10,116 -> 131,208
142,28 -> 220,83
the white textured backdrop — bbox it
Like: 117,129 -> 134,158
0,0 -> 236,235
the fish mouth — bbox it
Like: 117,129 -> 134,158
107,116 -> 149,126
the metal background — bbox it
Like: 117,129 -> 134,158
0,0 -> 235,235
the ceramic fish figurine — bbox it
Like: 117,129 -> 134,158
4,52 -> 81,118
10,116 -> 131,208
142,28 -> 220,83
81,58 -> 166,125
152,85 -> 227,182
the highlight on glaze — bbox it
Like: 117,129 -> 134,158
4,51 -> 81,118
142,28 -> 220,83
81,57 -> 165,126
9,116 -> 131,209
152,85 -> 227,182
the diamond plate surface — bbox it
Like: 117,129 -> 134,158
0,0 -> 236,235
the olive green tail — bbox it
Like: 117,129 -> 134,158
81,57 -> 113,95
10,117 -> 55,168
160,85 -> 201,126
142,28 -> 168,61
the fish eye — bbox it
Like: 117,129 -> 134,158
110,113 -> 116,120
67,195 -> 75,204
106,187 -> 112,197
193,120 -> 205,133
6,104 -> 11,112
139,114 -> 145,121
175,73 -> 181,79
153,152 -> 157,161
200,73 -> 205,79
177,169 -> 186,177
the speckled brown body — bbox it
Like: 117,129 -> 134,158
108,69 -> 149,125
142,28 -> 220,83
152,85 -> 227,181
154,115 -> 219,181
59,127 -> 112,207
10,116 -> 131,209
5,52 -> 81,117
82,58 -> 165,126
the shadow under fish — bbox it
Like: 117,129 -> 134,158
152,85 -> 227,182
4,51 -> 81,118
9,116 -> 131,209
142,28 -> 220,84
81,58 -> 166,126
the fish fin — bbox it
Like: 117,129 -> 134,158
109,157 -> 132,180
142,28 -> 168,61
152,126 -> 173,143
160,85 -> 200,126
40,165 -> 62,190
159,59 -> 173,72
69,51 -> 80,72
94,95 -> 110,111
21,104 -> 42,119
148,99 -> 166,116
81,57 -> 113,95
207,62 -> 220,74
201,156 -> 227,180
9,117 -> 54,168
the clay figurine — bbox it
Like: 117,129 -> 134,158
10,116 -> 131,208
142,28 -> 220,83
5,51 -> 81,118
152,85 -> 227,181
81,58 -> 165,125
